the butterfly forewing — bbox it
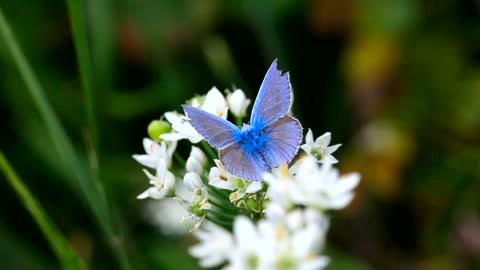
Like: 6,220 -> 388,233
250,59 -> 292,128
182,105 -> 239,149
261,116 -> 302,168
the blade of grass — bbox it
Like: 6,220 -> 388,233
0,151 -> 89,270
88,0 -> 114,95
0,7 -> 129,270
65,0 -> 98,171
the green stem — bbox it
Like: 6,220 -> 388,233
234,116 -> 243,127
0,151 -> 88,270
201,140 -> 218,161
207,198 -> 238,214
205,215 -> 232,230
173,152 -> 186,169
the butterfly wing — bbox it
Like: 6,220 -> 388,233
182,105 -> 239,149
261,116 -> 302,168
220,143 -> 268,181
250,59 -> 292,128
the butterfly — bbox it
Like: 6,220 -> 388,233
182,59 -> 302,181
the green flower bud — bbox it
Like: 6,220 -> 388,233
147,120 -> 171,141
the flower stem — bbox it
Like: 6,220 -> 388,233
173,152 -> 186,169
234,116 -> 243,127
207,198 -> 238,215
206,215 -> 232,230
201,141 -> 218,161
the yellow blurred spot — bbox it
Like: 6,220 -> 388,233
279,164 -> 289,178
275,226 -> 286,240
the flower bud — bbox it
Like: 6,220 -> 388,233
227,89 -> 251,118
184,172 -> 204,191
148,120 -> 171,141
186,146 -> 207,174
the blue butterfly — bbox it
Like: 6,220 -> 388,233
182,59 -> 302,181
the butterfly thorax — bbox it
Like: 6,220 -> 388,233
236,124 -> 268,155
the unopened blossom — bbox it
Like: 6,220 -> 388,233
137,161 -> 176,200
132,138 -> 177,169
301,129 -> 341,164
186,146 -> 207,174
190,222 -> 235,268
291,157 -> 360,210
227,89 -> 251,118
209,160 -> 262,202
184,172 -> 204,191
161,87 -> 229,143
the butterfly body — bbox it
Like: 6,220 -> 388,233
236,124 -> 267,153
183,59 -> 302,181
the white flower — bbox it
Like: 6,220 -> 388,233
264,206 -> 330,254
227,89 -> 251,118
301,129 -> 341,164
137,161 -> 176,200
176,178 -> 211,229
258,214 -> 329,270
225,215 -> 329,270
161,87 -> 229,143
224,216 -> 270,270
132,138 -> 177,169
161,111 -> 203,143
190,222 -> 235,268
186,146 -> 207,174
264,165 -> 297,210
291,157 -> 360,210
209,160 -> 262,202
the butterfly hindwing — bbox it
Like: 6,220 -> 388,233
219,142 -> 268,181
250,59 -> 292,128
261,116 -> 302,168
182,105 -> 239,149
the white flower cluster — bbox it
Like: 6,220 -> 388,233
133,87 -> 256,227
133,87 -> 360,269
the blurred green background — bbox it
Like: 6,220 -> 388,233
0,0 -> 479,269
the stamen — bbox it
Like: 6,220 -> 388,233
280,163 -> 289,178
220,175 -> 228,181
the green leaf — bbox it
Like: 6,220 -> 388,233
66,0 -> 98,163
0,151 -> 88,270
